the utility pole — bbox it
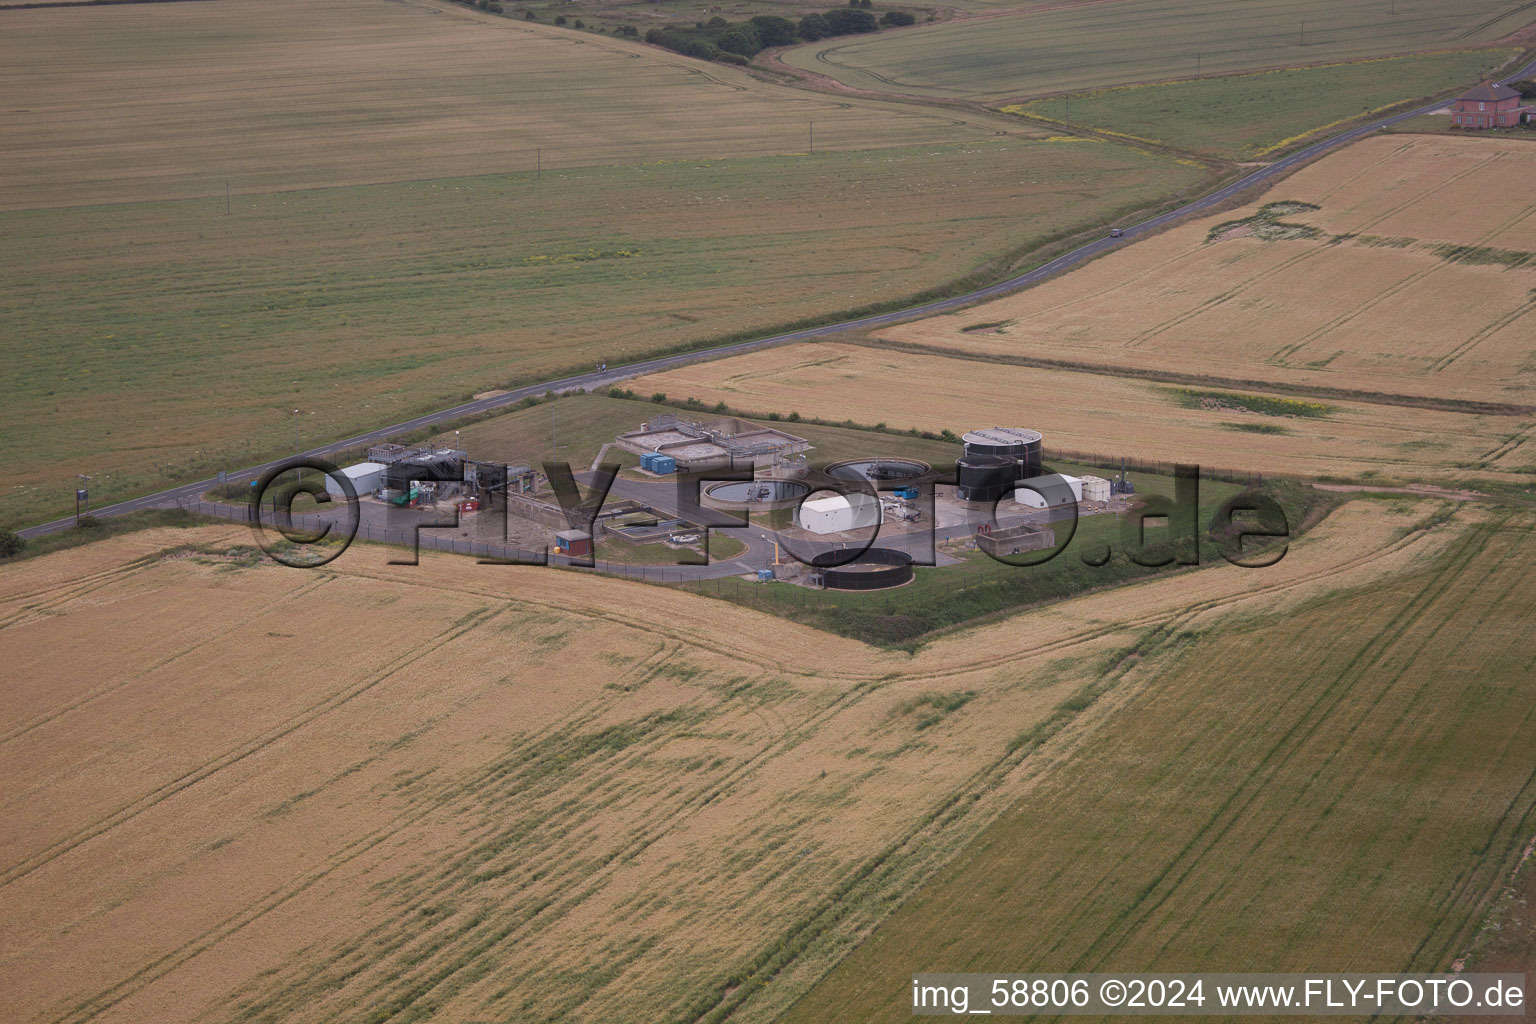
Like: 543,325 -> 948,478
76,473 -> 91,524
1196,52 -> 1201,79
809,120 -> 814,154
1065,92 -> 1070,123
536,147 -> 541,181
225,181 -> 230,216
1300,19 -> 1305,45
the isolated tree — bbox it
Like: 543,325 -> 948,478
0,530 -> 22,559
554,14 -> 566,24
881,10 -> 915,25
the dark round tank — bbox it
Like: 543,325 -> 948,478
962,427 -> 1043,479
956,454 -> 1017,503
812,548 -> 913,591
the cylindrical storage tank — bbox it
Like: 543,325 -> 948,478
956,455 -> 1017,503
812,548 -> 913,591
962,427 -> 1043,479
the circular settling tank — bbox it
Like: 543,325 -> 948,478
812,548 -> 913,591
702,479 -> 809,510
825,458 -> 930,482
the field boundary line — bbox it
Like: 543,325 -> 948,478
843,337 -> 1536,416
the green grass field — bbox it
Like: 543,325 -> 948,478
781,0 -> 1536,101
1005,49 -> 1520,160
780,506 -> 1536,1021
437,393 -> 976,475
0,136 -> 1203,531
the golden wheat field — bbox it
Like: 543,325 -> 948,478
626,341 -> 1535,483
0,0 -> 1030,210
876,134 -> 1536,411
0,499 -> 1456,1024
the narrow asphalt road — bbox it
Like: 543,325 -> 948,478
19,52 -> 1536,541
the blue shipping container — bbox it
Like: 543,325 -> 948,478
650,455 -> 677,474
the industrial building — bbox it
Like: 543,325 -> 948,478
1079,475 -> 1112,503
325,462 -> 387,498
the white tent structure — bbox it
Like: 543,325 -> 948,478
1014,474 -> 1082,509
798,492 -> 881,535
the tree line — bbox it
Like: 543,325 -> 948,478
646,4 -> 917,64
437,0 -> 919,53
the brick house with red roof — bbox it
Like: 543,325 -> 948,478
1451,81 -> 1534,129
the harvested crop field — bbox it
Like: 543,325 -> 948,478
872,135 -> 1536,428
625,342 -> 1535,484
780,0 -> 1536,102
0,498 -> 1466,1023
